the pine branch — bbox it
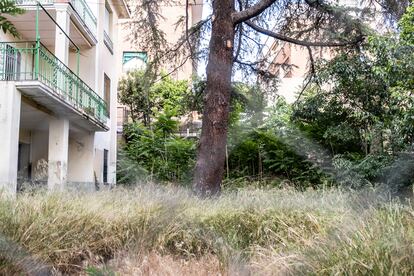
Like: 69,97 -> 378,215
245,20 -> 364,47
232,0 -> 278,25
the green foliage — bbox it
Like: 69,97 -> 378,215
293,29 -> 414,155
227,98 -> 329,188
399,1 -> 414,44
118,70 -> 152,125
291,6 -> 414,190
118,70 -> 190,126
118,112 -> 195,184
85,266 -> 115,276
0,0 -> 24,38
228,129 -> 328,188
150,74 -> 189,116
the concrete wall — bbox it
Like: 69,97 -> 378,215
67,131 -> 95,183
0,0 -> 126,193
30,130 -> 49,181
91,0 -> 122,184
68,47 -> 97,89
0,83 -> 21,196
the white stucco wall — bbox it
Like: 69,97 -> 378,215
0,0 -> 126,193
0,83 -> 21,196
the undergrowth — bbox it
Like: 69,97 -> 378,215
0,185 -> 413,275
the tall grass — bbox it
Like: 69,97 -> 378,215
0,185 -> 413,275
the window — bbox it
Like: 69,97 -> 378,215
103,2 -> 113,54
122,52 -> 148,73
104,2 -> 112,36
103,149 -> 108,183
104,73 -> 111,114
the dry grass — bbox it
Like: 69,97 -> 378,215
98,252 -> 223,276
0,184 -> 413,275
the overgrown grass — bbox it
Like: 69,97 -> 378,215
0,185 -> 413,275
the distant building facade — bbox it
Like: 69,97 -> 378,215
261,0 -> 383,103
116,0 -> 203,135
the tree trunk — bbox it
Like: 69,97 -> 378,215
193,0 -> 235,196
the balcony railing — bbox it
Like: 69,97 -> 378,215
15,0 -> 54,4
0,41 -> 108,124
103,30 -> 113,54
70,0 -> 97,38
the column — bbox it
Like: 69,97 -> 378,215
54,3 -> 71,64
48,118 -> 69,191
67,132 -> 95,190
0,83 -> 21,197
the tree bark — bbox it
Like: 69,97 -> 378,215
193,0 -> 235,196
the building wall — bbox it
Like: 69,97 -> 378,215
264,42 -> 329,103
116,0 -> 203,136
118,0 -> 203,80
262,0 -> 382,103
93,0 -> 122,184
0,0 -> 128,193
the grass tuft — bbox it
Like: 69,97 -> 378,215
0,185 -> 413,275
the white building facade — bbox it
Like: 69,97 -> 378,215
0,0 -> 129,195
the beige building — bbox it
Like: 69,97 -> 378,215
0,0 -> 129,195
261,0 -> 380,103
116,0 -> 203,132
262,40 -> 314,103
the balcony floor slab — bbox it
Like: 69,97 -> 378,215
15,81 -> 108,132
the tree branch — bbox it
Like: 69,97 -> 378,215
185,0 -> 194,59
232,0 -> 278,25
245,21 -> 364,47
233,24 -> 243,61
295,46 -> 315,103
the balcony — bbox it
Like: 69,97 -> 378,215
103,30 -> 113,54
15,0 -> 54,4
0,41 -> 108,131
69,0 -> 98,44
13,0 -> 97,46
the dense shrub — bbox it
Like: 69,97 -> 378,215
118,112 -> 196,185
228,129 -> 328,188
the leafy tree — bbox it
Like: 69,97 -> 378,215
0,0 -> 24,37
150,74 -> 189,116
128,0 -> 396,195
292,4 -> 414,194
399,1 -> 414,44
129,0 -> 409,195
118,70 -> 152,126
293,30 -> 414,155
118,112 -> 196,184
118,70 -> 189,126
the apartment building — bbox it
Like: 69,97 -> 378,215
261,0 -> 382,103
116,0 -> 203,133
0,0 -> 129,195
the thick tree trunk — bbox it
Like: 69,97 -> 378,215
193,0 -> 235,196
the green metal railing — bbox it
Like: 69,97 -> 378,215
0,41 -> 108,124
70,0 -> 97,37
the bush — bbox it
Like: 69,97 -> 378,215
118,112 -> 196,185
228,128 -> 329,188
